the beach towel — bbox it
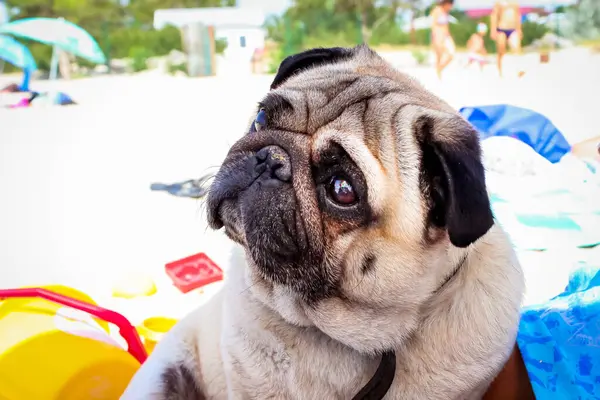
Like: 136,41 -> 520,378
480,134 -> 600,250
460,104 -> 571,163
7,98 -> 30,108
21,91 -> 77,106
517,262 -> 600,399
490,188 -> 600,250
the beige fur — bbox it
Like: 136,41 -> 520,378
122,45 -> 524,400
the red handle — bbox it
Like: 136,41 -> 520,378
0,288 -> 147,364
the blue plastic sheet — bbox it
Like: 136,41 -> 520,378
460,104 -> 571,163
517,262 -> 600,399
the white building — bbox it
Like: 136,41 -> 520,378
154,7 -> 267,75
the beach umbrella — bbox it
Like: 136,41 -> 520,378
0,17 -> 106,80
0,34 -> 36,71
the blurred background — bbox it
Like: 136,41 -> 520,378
0,0 -> 595,77
0,0 -> 599,331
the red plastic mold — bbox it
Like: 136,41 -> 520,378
165,252 -> 224,294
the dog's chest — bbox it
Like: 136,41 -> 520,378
226,327 -> 377,399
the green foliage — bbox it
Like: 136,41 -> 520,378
25,41 -> 54,71
5,0 -> 553,74
5,0 -> 230,72
411,49 -> 428,64
129,45 -> 150,72
554,5 -> 567,13
123,0 -> 234,27
215,38 -> 228,54
564,0 -> 600,40
168,62 -> 187,75
107,25 -> 182,60
21,25 -> 183,72
521,20 -> 549,47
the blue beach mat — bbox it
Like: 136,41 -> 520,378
517,262 -> 600,399
460,104 -> 571,163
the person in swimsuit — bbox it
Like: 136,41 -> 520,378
430,0 -> 456,79
491,0 -> 524,77
466,23 -> 489,71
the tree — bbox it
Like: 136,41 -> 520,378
564,0 -> 600,40
6,0 -> 235,70
403,0 -> 424,44
334,0 -> 401,43
127,0 -> 235,26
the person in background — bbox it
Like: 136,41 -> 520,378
430,0 -> 456,79
490,0 -> 524,77
466,22 -> 489,71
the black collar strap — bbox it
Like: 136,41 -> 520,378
350,253 -> 468,399
351,351 -> 397,400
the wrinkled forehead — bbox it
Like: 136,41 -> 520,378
255,63 -> 442,214
262,58 -> 452,135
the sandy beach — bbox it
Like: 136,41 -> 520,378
1,48 -> 599,322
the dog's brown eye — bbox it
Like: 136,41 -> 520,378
328,177 -> 356,205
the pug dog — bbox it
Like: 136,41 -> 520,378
122,45 -> 524,400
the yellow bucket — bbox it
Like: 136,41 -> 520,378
0,285 -> 142,400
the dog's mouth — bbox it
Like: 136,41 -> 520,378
206,152 -> 259,230
206,146 -> 303,253
214,198 -> 246,245
209,170 -> 302,258
206,146 -> 334,300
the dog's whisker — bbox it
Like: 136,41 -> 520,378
239,281 -> 260,296
350,271 -> 368,294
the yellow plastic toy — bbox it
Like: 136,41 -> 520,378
0,285 -> 146,400
137,316 -> 178,354
111,273 -> 157,299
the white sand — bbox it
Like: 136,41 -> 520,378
0,49 -> 598,322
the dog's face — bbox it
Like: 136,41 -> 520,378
207,45 -> 493,354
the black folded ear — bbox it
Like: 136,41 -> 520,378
416,111 -> 493,248
270,47 -> 354,90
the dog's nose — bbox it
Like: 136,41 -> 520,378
255,146 -> 292,182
